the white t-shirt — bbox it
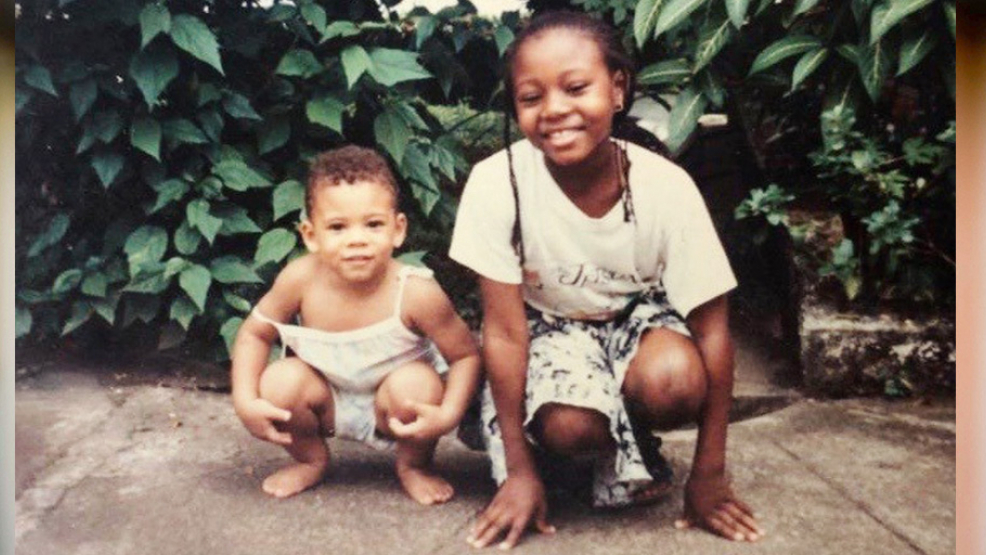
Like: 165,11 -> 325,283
449,139 -> 736,321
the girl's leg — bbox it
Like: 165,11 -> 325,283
621,328 -> 707,431
375,361 -> 452,505
530,403 -> 613,457
258,357 -> 335,498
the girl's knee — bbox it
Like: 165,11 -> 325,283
533,404 -> 612,457
625,332 -> 707,419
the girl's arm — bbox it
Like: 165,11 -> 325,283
389,276 -> 481,438
683,294 -> 762,541
467,278 -> 554,550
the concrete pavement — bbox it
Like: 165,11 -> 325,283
14,344 -> 954,555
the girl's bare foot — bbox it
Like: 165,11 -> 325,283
396,462 -> 454,505
262,460 -> 328,498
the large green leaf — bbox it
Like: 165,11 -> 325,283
170,14 -> 224,74
638,59 -> 691,85
174,220 -> 202,255
791,48 -> 829,91
222,92 -> 262,120
81,272 -> 108,297
92,110 -> 124,144
341,45 -> 372,89
374,108 -> 411,164
367,48 -> 432,87
725,0 -> 751,28
258,117 -> 291,155
213,159 -> 270,191
170,296 -> 199,330
694,18 -> 734,73
124,225 -> 169,269
179,264 -> 212,311
748,35 -> 822,75
666,87 -> 707,154
859,40 -> 892,102
897,30 -> 936,76
162,118 -> 208,145
870,0 -> 935,45
92,151 -> 125,188
634,0 -> 664,47
139,4 -> 171,48
222,291 -> 253,314
148,179 -> 189,214
300,2 -> 327,32
197,109 -> 224,143
28,213 -> 70,257
122,295 -> 161,327
131,117 -> 161,160
210,256 -> 263,284
494,25 -> 515,57
654,0 -> 707,39
52,269 -> 84,295
415,15 -> 438,49
321,21 -> 361,42
220,317 -> 244,354
62,302 -> 92,336
306,95 -> 345,133
92,295 -> 120,325
129,46 -> 179,107
123,270 -> 172,295
186,199 -> 223,244
69,79 -> 98,121
24,65 -> 58,97
255,228 -> 298,266
215,205 -> 262,235
273,180 -> 305,221
275,49 -> 323,78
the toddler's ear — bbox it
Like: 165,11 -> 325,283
298,219 -> 319,253
393,212 -> 408,248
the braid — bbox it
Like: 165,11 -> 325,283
504,114 -> 525,265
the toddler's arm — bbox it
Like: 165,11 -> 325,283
230,260 -> 307,446
681,295 -> 762,542
387,275 -> 481,440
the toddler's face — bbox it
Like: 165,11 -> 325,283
301,179 -> 406,284
511,28 -> 625,168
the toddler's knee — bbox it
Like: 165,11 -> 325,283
381,362 -> 443,420
259,358 -> 316,408
534,405 -> 611,457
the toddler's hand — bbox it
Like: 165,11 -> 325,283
387,400 -> 457,441
236,398 -> 293,446
677,470 -> 763,542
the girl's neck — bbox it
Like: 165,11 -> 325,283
545,140 -> 623,217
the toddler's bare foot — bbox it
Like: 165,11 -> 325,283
262,461 -> 328,498
396,462 -> 454,505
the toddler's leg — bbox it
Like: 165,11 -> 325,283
375,361 -> 452,505
621,328 -> 707,431
258,358 -> 335,498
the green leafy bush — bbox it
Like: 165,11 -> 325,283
15,0 -> 513,358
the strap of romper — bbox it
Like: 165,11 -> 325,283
392,265 -> 433,319
250,307 -> 289,359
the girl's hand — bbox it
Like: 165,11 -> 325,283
387,400 -> 458,441
677,471 -> 763,542
467,469 -> 555,550
235,397 -> 293,446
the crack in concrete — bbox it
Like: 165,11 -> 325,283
771,440 -> 930,555
15,387 -> 128,543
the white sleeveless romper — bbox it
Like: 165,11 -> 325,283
252,265 -> 448,449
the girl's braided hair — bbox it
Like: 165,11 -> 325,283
500,10 -> 638,264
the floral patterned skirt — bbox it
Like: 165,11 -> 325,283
469,289 -> 691,508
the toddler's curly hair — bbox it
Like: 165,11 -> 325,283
306,145 -> 399,216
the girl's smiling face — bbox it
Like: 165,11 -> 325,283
510,28 -> 626,168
